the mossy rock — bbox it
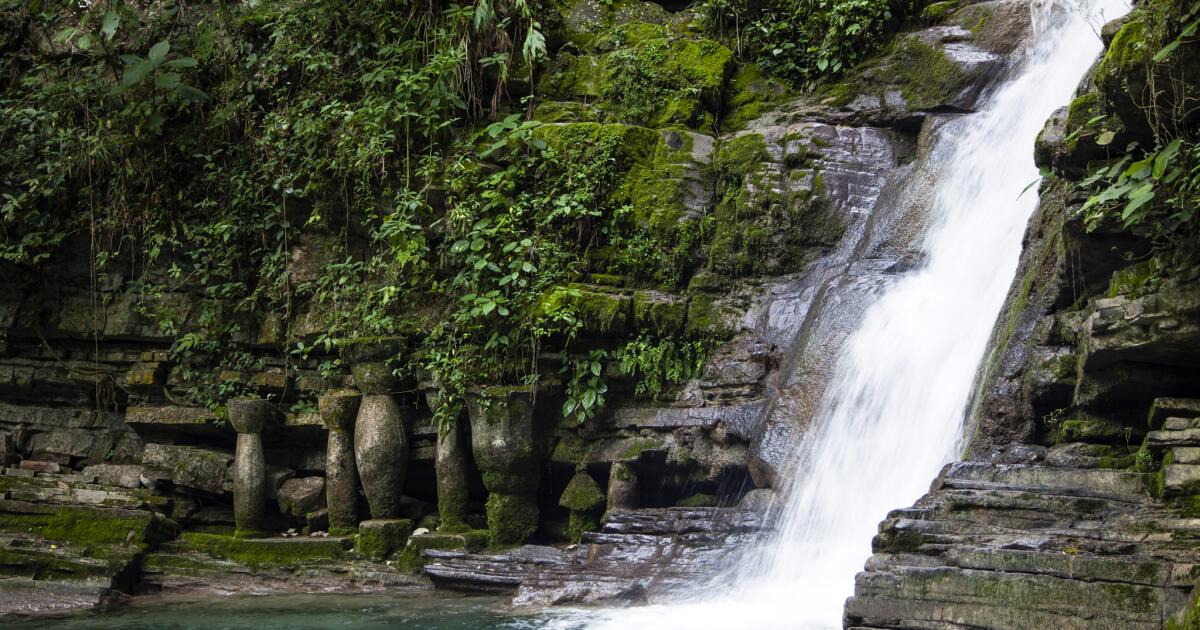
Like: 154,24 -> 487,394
676,492 -> 717,507
1053,414 -> 1130,445
723,64 -> 788,132
537,284 -> 633,336
540,22 -> 735,130
355,518 -> 414,561
559,470 -> 606,512
632,290 -> 687,334
830,35 -> 966,112
179,532 -> 351,567
921,0 -> 958,24
485,493 -> 539,547
685,292 -> 734,339
0,502 -> 178,547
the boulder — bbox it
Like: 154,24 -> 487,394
277,476 -> 327,520
356,518 -> 414,561
142,443 -> 233,496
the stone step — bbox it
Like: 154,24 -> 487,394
1148,428 -> 1200,449
169,532 -> 353,567
1150,398 -> 1200,426
139,549 -> 424,596
941,463 -> 1153,503
0,475 -> 169,512
848,565 -> 1166,630
600,507 -> 763,535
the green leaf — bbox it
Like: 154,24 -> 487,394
154,72 -> 181,90
1153,40 -> 1179,63
148,40 -> 170,64
164,57 -> 199,69
1152,138 -> 1182,180
1121,183 -> 1155,221
176,85 -> 210,103
1095,130 -> 1115,146
101,10 -> 120,41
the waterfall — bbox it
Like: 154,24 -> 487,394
550,0 -> 1127,628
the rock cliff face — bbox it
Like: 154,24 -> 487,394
848,0 -> 1200,625
2,0 -> 1194,623
0,0 -> 964,610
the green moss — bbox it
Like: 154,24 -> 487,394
617,436 -> 663,461
0,506 -> 177,547
1065,91 -> 1103,131
724,64 -> 787,132
537,285 -> 632,335
485,493 -> 539,547
892,38 -> 965,110
179,532 -> 350,567
0,547 -> 118,580
559,471 -> 606,512
1094,15 -> 1148,89
1052,413 -> 1129,444
874,529 -> 925,553
355,518 -> 414,561
566,511 -> 600,543
632,291 -> 687,334
920,0 -> 958,23
676,493 -> 717,507
541,22 -> 734,130
1107,259 -> 1160,298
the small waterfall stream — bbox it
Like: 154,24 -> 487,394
554,0 -> 1126,627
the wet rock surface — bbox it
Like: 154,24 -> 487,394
424,507 -> 765,604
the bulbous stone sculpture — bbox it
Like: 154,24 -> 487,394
465,387 -> 541,546
228,397 -> 270,536
319,389 -> 361,534
352,362 -> 408,519
426,387 -> 470,532
559,464 -> 605,542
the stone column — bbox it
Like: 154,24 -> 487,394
607,462 -> 639,513
427,387 -> 471,532
353,362 -> 408,519
319,389 -> 361,535
465,387 -> 541,546
228,398 -> 269,536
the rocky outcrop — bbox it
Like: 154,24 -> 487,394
849,0 -> 1200,624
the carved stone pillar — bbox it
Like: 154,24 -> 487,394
427,386 -> 470,532
228,398 -> 269,536
465,387 -> 541,546
353,362 -> 408,519
319,389 -> 361,534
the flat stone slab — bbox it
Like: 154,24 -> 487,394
175,532 -> 353,566
1150,398 -> 1200,425
126,406 -> 229,442
940,463 -> 1152,503
1164,464 -> 1200,496
1147,428 -> 1200,449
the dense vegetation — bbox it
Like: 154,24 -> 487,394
0,0 -> 916,418
1073,0 -> 1199,259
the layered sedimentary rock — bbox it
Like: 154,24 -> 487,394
849,0 -> 1200,625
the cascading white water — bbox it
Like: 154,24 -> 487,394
549,0 -> 1128,628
